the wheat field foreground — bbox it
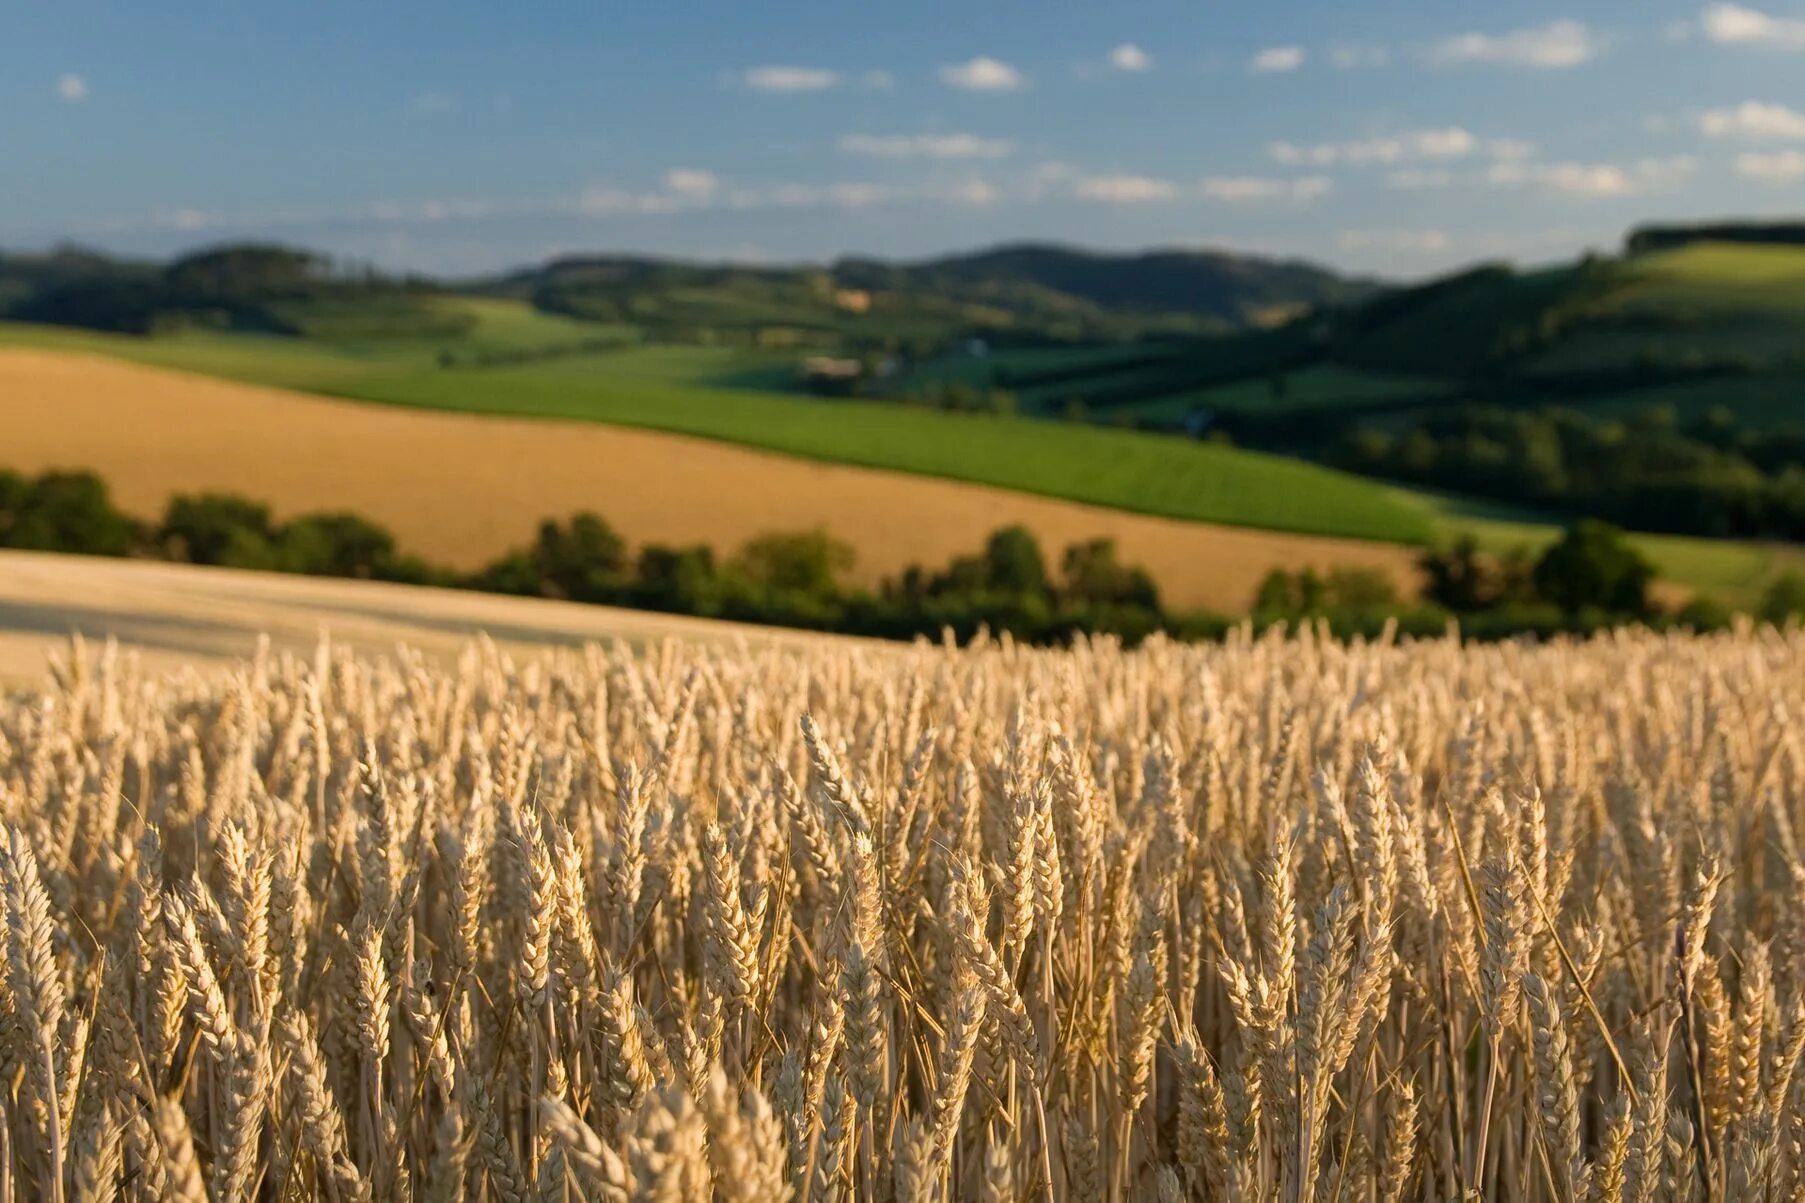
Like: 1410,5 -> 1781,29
0,347 -> 1422,611
0,627 -> 1800,1201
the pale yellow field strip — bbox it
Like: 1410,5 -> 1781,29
0,549 -> 841,683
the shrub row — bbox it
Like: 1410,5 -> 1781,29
4,466 -> 1801,644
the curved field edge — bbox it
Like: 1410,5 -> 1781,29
6,323 -> 1798,605
0,548 -> 844,682
0,347 -> 1432,613
0,321 -> 1432,545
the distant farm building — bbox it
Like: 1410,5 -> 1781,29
800,356 -> 864,396
833,288 -> 872,314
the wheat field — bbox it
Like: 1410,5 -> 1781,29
0,347 -> 1424,611
0,625 -> 1800,1201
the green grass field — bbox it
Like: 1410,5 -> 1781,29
1390,487 -> 1805,606
0,299 -> 637,388
898,344 -> 1165,392
9,302 -> 1804,603
1338,266 -> 1579,377
1598,243 -> 1805,318
1519,245 -> 1805,385
1114,366 -> 1452,423
0,315 -> 1434,545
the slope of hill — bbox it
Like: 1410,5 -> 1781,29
8,341 -> 1801,611
1627,219 -> 1805,253
985,236 -> 1805,434
1,237 -> 1371,352
9,225 -> 1805,591
0,345 -> 1434,611
0,245 -> 159,313
486,242 -> 1372,345
0,548 -> 835,681
834,242 -> 1373,325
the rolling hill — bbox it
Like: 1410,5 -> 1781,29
0,345 -> 1434,612
982,226 -> 1805,434
831,242 -> 1372,325
5,338 -> 1800,611
7,222 -> 1805,614
3,238 -> 1372,351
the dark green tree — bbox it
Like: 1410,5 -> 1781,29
159,493 -> 277,567
1532,521 -> 1654,616
516,513 -> 629,601
276,512 -> 404,578
0,470 -> 140,556
1253,569 -> 1295,615
1419,536 -> 1493,612
635,544 -> 726,614
1061,538 -> 1160,610
1761,572 -> 1805,624
734,530 -> 854,600
982,526 -> 1049,596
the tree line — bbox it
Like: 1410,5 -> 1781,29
4,465 -> 1800,644
1336,404 -> 1805,541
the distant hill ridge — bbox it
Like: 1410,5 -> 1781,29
2,239 -> 1376,340
491,240 -> 1378,335
832,242 -> 1375,321
1627,220 -> 1805,253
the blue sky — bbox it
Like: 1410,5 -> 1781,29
5,0 -> 1805,278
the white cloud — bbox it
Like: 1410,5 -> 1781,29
1737,150 -> 1805,179
858,70 -> 896,90
742,65 -> 842,92
1108,43 -> 1153,72
940,56 -> 1025,92
83,167 -> 1027,247
947,179 -> 1001,206
1329,44 -> 1392,69
1065,170 -> 1332,206
1073,174 -> 1177,202
1200,175 -> 1334,202
407,91 -> 456,116
163,209 -> 218,231
665,169 -> 719,197
568,188 -> 672,217
1487,155 -> 1698,198
1250,46 -> 1306,73
364,198 -> 501,222
1428,20 -> 1601,68
1387,169 -> 1457,190
1337,229 -> 1453,254
1697,100 -> 1805,139
1270,127 -> 1478,166
837,132 -> 1015,159
57,74 -> 88,102
1701,3 -> 1805,49
725,176 -> 997,210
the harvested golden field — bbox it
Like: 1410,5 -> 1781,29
0,624 -> 1799,1199
0,347 -> 1422,612
0,548 -> 849,683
